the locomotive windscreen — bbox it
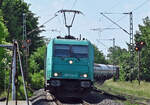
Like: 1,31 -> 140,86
54,44 -> 70,57
54,44 -> 88,58
71,45 -> 88,58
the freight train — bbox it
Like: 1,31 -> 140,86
44,36 -> 94,97
94,63 -> 119,81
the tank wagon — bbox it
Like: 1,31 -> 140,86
94,63 -> 119,81
44,37 -> 94,97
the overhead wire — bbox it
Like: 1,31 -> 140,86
105,0 -> 150,33
41,13 -> 58,26
100,0 -> 150,32
99,0 -> 129,33
132,0 -> 150,12
100,0 -> 150,33
96,39 -> 109,49
97,0 -> 150,54
97,0 -> 128,53
100,14 -> 128,33
71,0 -> 78,10
27,13 -> 58,35
107,0 -> 122,12
103,0 -> 150,37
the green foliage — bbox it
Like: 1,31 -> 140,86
29,46 -> 46,90
29,46 -> 46,73
16,76 -> 33,99
0,10 -> 9,94
0,0 -> 45,97
134,17 -> 150,81
107,46 -> 136,81
107,17 -> 150,82
107,46 -> 128,65
1,0 -> 44,53
119,52 -> 131,81
30,71 -> 44,90
97,79 -> 150,104
93,44 -> 107,64
0,10 -> 8,59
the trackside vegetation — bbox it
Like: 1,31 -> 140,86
0,0 -> 150,101
95,79 -> 150,105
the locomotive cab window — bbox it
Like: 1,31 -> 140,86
54,44 -> 70,57
71,45 -> 88,58
54,44 -> 88,58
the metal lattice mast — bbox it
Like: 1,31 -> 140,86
23,13 -> 28,82
129,12 -> 134,57
100,12 -> 134,80
23,13 -> 27,40
129,12 -> 134,81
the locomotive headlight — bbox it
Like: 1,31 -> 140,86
69,60 -> 73,64
54,73 -> 58,77
83,74 -> 88,78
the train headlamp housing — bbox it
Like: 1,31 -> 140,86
80,74 -> 88,78
69,60 -> 73,64
53,73 -> 58,77
83,74 -> 88,78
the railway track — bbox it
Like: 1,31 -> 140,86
46,92 -> 91,105
46,92 -> 62,105
81,100 -> 91,105
30,89 -> 124,105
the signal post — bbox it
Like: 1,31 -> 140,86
135,41 -> 145,85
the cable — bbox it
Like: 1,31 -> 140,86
27,14 -> 58,35
100,15 -> 128,33
41,14 -> 58,26
96,39 -> 109,49
71,0 -> 78,10
107,0 -> 122,12
101,14 -> 129,35
99,0 -> 149,33
132,0 -> 150,12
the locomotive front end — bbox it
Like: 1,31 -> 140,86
45,39 -> 94,97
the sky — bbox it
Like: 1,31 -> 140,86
24,0 -> 150,56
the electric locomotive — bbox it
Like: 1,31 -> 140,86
44,36 -> 94,97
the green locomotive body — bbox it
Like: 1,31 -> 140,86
45,38 -> 94,97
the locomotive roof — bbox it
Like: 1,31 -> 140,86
53,38 -> 90,45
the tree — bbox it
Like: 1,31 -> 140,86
134,17 -> 150,81
0,10 -> 9,94
29,45 -> 46,90
93,44 -> 107,64
107,46 -> 128,65
1,0 -> 44,53
107,46 -> 137,81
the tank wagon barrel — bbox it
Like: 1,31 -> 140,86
94,63 -> 119,81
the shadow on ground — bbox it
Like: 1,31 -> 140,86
56,91 -> 125,104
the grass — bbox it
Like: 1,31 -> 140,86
0,91 -> 9,99
95,79 -> 150,105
